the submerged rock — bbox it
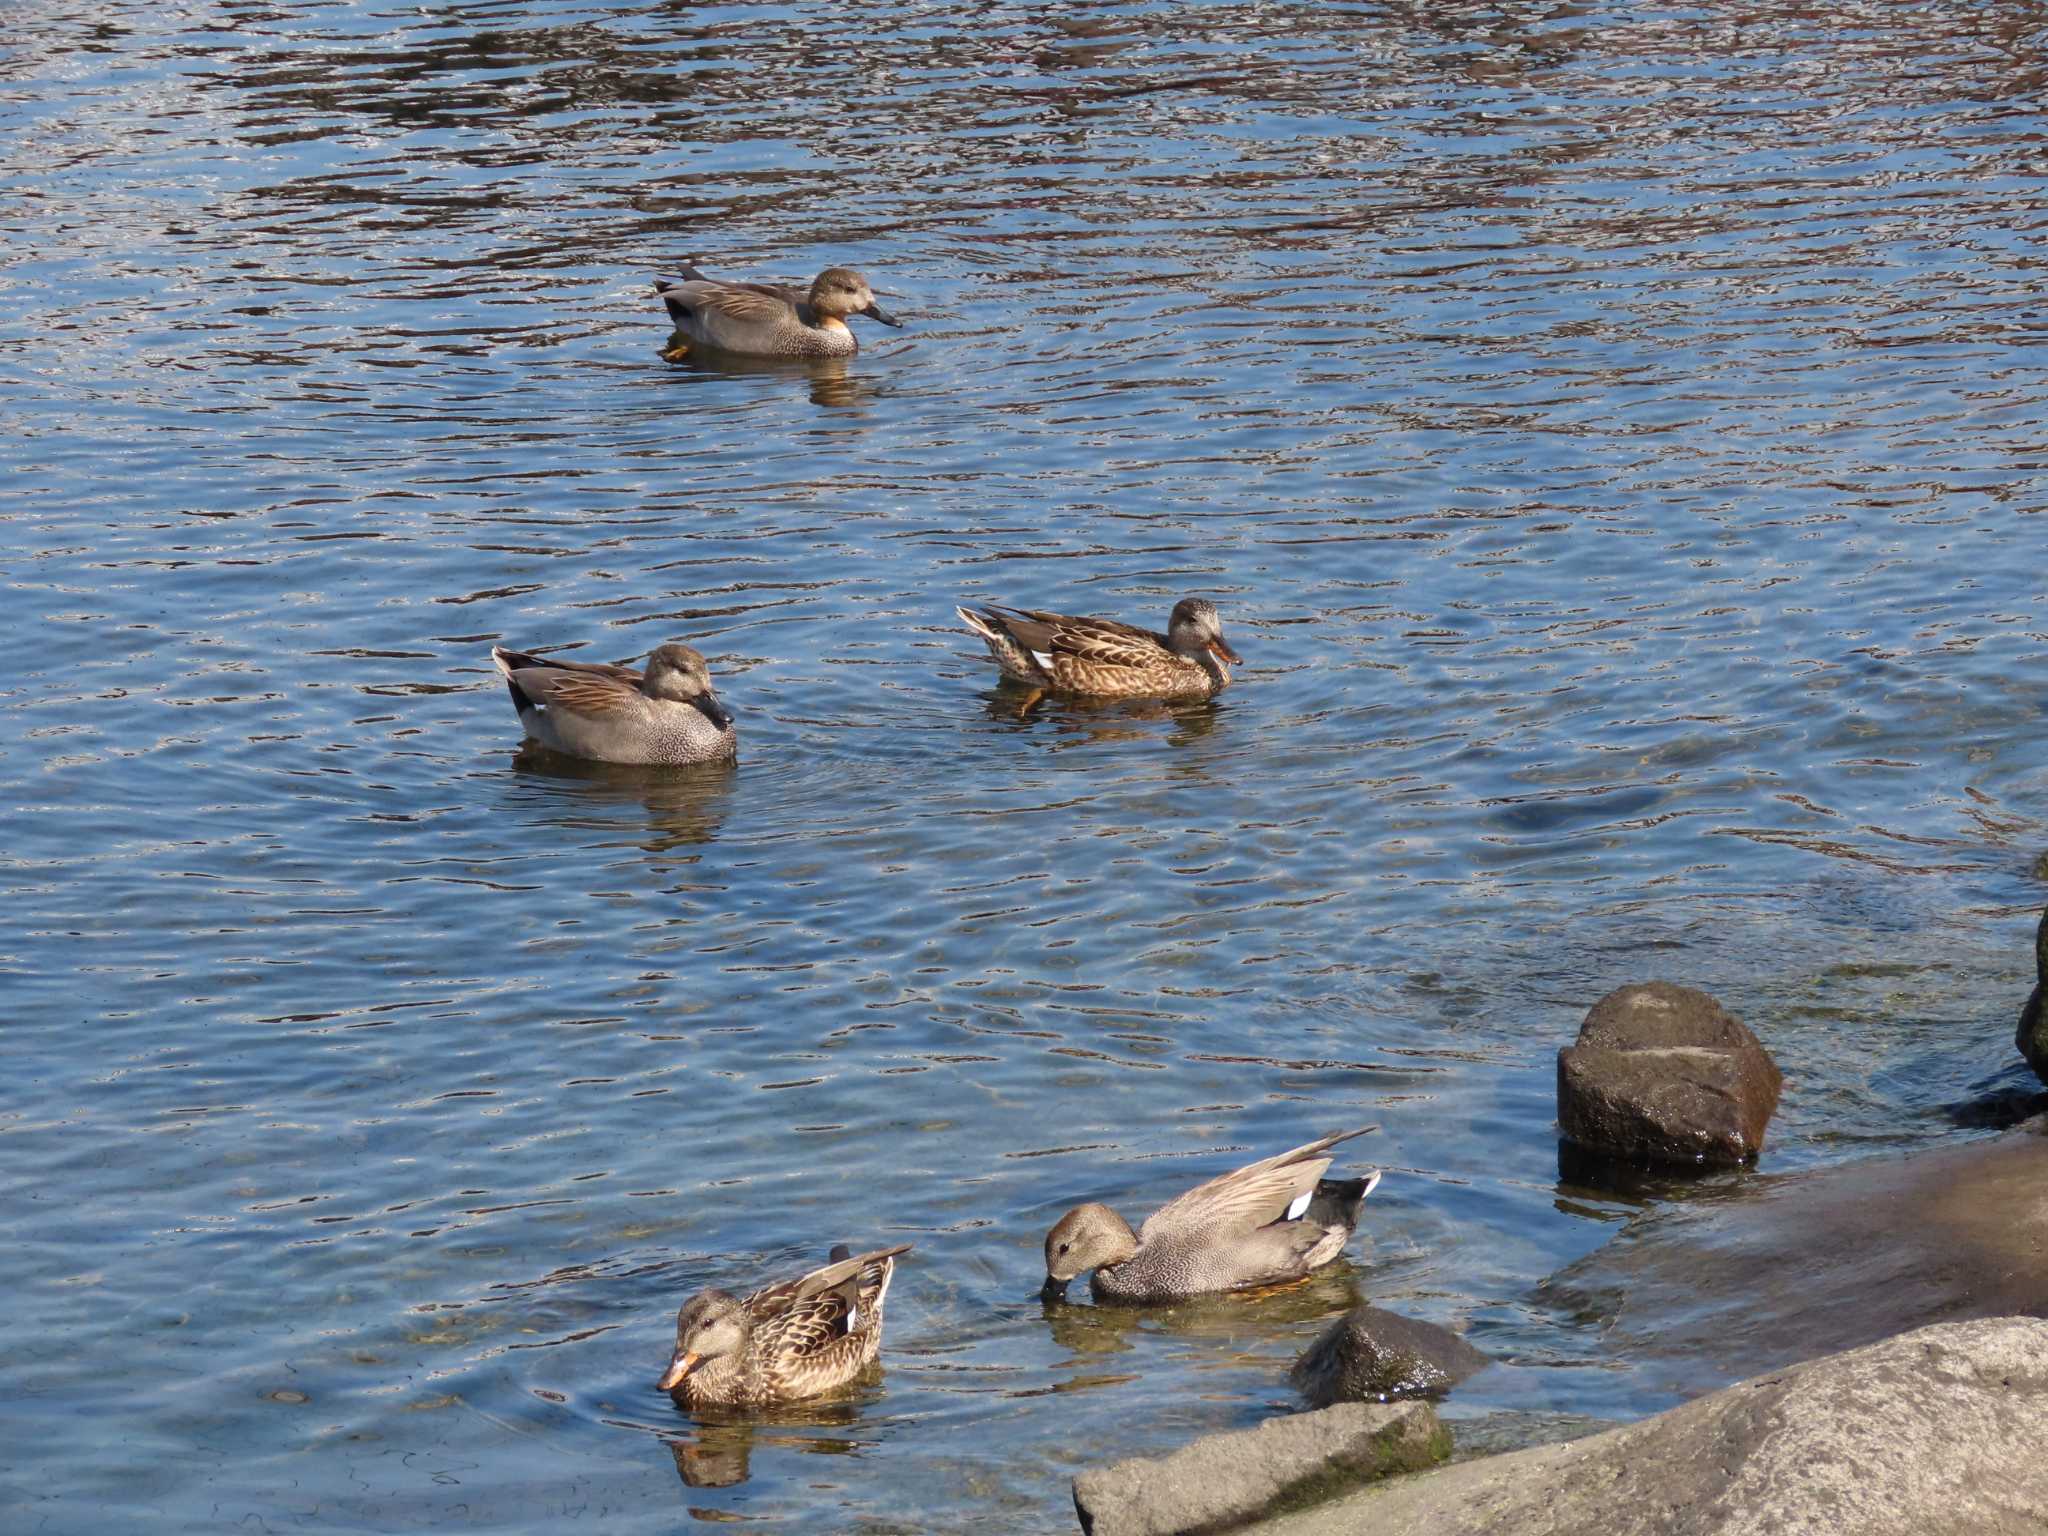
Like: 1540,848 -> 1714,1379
1543,1117 -> 2048,1396
2015,909 -> 2048,1082
1072,1400 -> 1447,1536
1289,1306 -> 1491,1408
1557,981 -> 1781,1167
1246,1317 -> 2048,1536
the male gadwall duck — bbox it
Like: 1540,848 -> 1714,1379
653,260 -> 901,360
956,597 -> 1241,702
658,1243 -> 913,1408
491,642 -> 735,766
1041,1129 -> 1380,1303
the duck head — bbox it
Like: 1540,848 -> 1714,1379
809,267 -> 900,328
1040,1202 -> 1139,1302
1166,598 -> 1241,667
642,643 -> 734,731
657,1289 -> 748,1392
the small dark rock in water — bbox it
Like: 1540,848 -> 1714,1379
2015,910 -> 2048,1083
1290,1306 -> 1491,1407
1557,981 -> 1782,1168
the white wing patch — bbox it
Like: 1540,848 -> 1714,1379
845,1304 -> 859,1331
1030,650 -> 1056,672
1285,1190 -> 1312,1222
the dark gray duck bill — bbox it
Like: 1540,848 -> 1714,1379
1039,1275 -> 1070,1303
861,301 -> 902,327
693,692 -> 734,730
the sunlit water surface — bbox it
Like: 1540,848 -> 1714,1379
4,0 -> 2047,1529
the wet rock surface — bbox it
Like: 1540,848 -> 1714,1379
2016,910 -> 2048,1082
1247,1317 -> 2048,1536
1072,1400 -> 1448,1536
1557,982 -> 1782,1167
1545,1117 -> 2048,1395
1289,1307 -> 1491,1408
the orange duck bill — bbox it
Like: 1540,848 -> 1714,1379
656,1349 -> 700,1392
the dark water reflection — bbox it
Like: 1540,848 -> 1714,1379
3,0 -> 2047,1529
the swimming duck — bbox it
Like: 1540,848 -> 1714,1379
658,1244 -> 913,1408
490,642 -> 735,766
955,597 -> 1242,702
1041,1129 -> 1380,1303
653,260 -> 901,360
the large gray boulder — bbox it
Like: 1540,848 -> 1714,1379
1072,1400 -> 1447,1536
1290,1307 -> 1491,1407
2016,909 -> 2048,1081
1247,1317 -> 2048,1536
1557,982 -> 1781,1166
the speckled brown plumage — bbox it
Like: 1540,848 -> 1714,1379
658,1244 -> 911,1408
956,596 -> 1241,701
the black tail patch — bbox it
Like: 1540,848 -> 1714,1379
828,1244 -> 852,1264
1306,1176 -> 1374,1229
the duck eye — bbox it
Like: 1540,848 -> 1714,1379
1057,1242 -> 1070,1254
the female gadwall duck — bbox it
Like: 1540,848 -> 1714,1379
658,1244 -> 913,1408
1041,1129 -> 1380,1303
490,642 -> 735,765
652,260 -> 901,360
956,597 -> 1241,702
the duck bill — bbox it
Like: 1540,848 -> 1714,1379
1207,637 -> 1242,665
656,1349 -> 700,1392
691,692 -> 734,731
1039,1275 -> 1071,1304
859,300 -> 902,328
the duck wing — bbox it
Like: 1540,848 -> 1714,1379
494,647 -> 643,684
985,605 -> 1175,672
744,1244 -> 911,1312
653,275 -> 804,327
1139,1128 -> 1377,1243
493,648 -> 648,717
746,1244 -> 912,1356
752,1279 -> 860,1360
661,258 -> 810,305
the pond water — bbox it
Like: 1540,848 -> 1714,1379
4,0 -> 2046,1529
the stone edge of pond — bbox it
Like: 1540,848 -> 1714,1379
1071,1398 -> 1448,1536
1206,1315 -> 2048,1536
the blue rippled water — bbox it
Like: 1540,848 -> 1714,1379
3,0 -> 2046,1528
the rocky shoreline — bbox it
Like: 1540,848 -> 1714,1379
1247,1317 -> 2048,1536
1076,1317 -> 2048,1535
1067,935 -> 2048,1535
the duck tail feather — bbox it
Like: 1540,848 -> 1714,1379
492,647 -> 542,717
1307,1168 -> 1382,1229
956,605 -> 1004,644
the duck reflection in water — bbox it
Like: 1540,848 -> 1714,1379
1037,1266 -> 1366,1392
656,345 -> 877,410
508,746 -> 735,858
662,1396 -> 876,1491
980,688 -> 1226,750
